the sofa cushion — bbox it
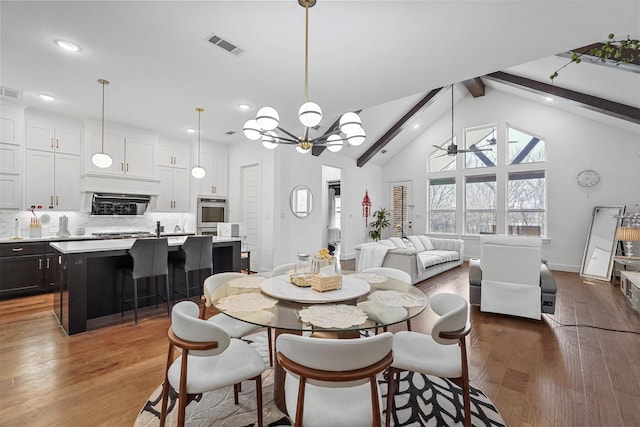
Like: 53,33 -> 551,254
418,235 -> 435,251
378,240 -> 395,248
406,236 -> 425,252
418,250 -> 460,268
389,237 -> 406,248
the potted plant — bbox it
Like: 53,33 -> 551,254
369,207 -> 391,241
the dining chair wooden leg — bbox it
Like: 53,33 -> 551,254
386,367 -> 397,427
267,328 -> 273,367
370,376 -> 382,427
406,319 -> 411,331
159,343 -> 175,427
233,383 -> 240,405
177,349 -> 189,427
255,374 -> 264,427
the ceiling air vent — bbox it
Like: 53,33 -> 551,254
1,86 -> 23,100
207,34 -> 244,56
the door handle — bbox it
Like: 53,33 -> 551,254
50,196 -> 54,206
39,259 -> 43,270
46,258 -> 50,269
120,162 -> 124,171
55,138 -> 59,149
50,138 -> 54,148
12,247 -> 23,252
126,163 -> 129,172
55,196 -> 59,206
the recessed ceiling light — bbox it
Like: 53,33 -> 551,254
185,128 -> 196,134
413,123 -> 420,129
39,94 -> 56,101
237,104 -> 251,110
54,39 -> 81,52
545,96 -> 554,102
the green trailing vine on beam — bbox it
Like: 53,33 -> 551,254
550,34 -> 639,81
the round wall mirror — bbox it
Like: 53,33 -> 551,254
290,185 -> 313,218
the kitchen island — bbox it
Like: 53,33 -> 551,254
50,236 -> 241,335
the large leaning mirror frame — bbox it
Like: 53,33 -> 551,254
580,205 -> 625,281
290,185 -> 313,218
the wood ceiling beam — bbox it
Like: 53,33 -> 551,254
484,71 -> 640,124
356,88 -> 443,167
463,77 -> 485,98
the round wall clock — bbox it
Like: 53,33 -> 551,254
576,169 -> 600,187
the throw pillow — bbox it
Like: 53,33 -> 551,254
389,237 -> 406,248
418,235 -> 435,250
406,235 -> 426,252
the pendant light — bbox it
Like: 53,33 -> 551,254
91,79 -> 113,168
191,107 -> 206,179
242,0 -> 365,153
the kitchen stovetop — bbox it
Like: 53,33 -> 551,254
91,231 -> 155,239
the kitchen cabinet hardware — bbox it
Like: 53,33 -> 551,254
12,247 -> 23,252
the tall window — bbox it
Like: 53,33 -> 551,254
464,125 -> 497,169
426,122 -> 547,236
465,175 -> 496,234
508,171 -> 545,235
508,126 -> 546,164
429,178 -> 456,233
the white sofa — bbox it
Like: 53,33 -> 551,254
354,235 -> 464,285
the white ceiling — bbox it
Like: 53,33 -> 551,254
1,1 -> 638,165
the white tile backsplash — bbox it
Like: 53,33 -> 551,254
0,210 -> 196,238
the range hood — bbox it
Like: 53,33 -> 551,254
90,193 -> 151,216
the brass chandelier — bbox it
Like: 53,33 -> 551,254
242,0 -> 365,154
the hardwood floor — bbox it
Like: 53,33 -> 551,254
0,263 -> 638,426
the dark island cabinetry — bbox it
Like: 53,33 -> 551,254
0,242 -> 60,298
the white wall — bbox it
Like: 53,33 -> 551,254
228,141 -> 384,272
383,87 -> 640,272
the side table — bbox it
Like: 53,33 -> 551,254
619,270 -> 640,312
612,256 -> 640,283
241,250 -> 251,274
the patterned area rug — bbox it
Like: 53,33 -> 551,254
135,333 -> 505,426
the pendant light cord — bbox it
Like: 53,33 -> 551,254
196,107 -> 203,167
98,79 -> 109,153
304,4 -> 309,104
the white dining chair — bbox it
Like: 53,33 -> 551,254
271,262 -> 296,278
276,332 -> 394,427
159,301 -> 265,427
362,267 -> 413,332
202,272 -> 273,366
386,293 -> 472,427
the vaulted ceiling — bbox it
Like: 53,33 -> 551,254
1,1 -> 638,166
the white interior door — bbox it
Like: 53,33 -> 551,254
242,164 -> 260,272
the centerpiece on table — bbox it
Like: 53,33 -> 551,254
310,248 -> 342,292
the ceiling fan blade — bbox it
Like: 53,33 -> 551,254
432,145 -> 447,151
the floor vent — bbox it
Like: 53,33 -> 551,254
1,86 -> 23,100
207,34 -> 243,56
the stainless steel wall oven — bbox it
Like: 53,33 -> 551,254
197,197 -> 228,235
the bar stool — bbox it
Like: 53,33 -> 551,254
172,235 -> 213,302
122,237 -> 170,324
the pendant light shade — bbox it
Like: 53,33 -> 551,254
92,79 -> 113,168
298,101 -> 322,127
191,107 -> 206,179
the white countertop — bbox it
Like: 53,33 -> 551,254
49,235 -> 242,254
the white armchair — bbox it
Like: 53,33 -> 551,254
468,235 -> 557,320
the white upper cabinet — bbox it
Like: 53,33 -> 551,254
198,144 -> 228,197
25,150 -> 80,210
156,166 -> 189,212
85,122 -> 157,179
1,104 -> 25,147
26,114 -> 82,155
158,140 -> 190,169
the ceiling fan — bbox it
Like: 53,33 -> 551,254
433,84 -> 493,157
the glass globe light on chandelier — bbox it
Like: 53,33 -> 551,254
91,79 -> 113,168
242,0 -> 365,154
191,107 -> 206,179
